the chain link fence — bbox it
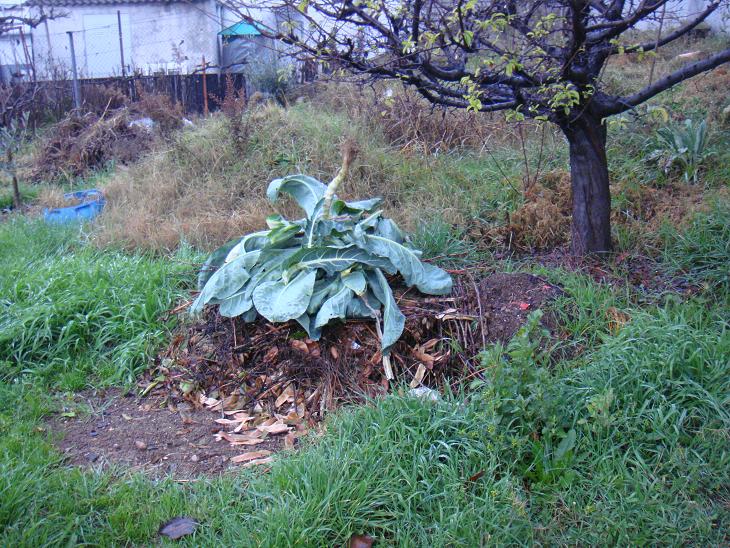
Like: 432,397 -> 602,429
0,9 -> 288,126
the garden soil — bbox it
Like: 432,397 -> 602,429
53,272 -> 562,477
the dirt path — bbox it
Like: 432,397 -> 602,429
53,389 -> 284,479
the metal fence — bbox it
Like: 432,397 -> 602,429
0,8 -> 293,126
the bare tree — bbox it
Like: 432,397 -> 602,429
0,8 -> 59,208
229,0 -> 730,255
0,10 -> 53,37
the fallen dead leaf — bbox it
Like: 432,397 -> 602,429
263,346 -> 279,362
217,430 -> 267,444
159,517 -> 197,540
468,470 -> 485,483
242,457 -> 273,468
435,308 -> 477,321
230,450 -> 272,463
214,418 -> 244,426
348,534 -> 375,548
607,306 -> 631,334
411,346 -> 435,368
409,363 -> 427,388
220,393 -> 240,411
284,433 -> 296,449
201,395 -> 221,411
257,422 -> 290,435
306,339 -> 321,357
275,384 -> 295,408
290,339 -> 309,353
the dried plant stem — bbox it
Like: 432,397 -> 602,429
322,139 -> 358,220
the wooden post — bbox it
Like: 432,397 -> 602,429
8,149 -> 21,209
19,28 -> 35,82
202,56 -> 209,116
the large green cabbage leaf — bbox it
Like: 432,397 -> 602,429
192,173 -> 452,354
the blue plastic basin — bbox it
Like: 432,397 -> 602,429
43,189 -> 106,224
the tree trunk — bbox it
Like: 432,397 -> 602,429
563,115 -> 612,255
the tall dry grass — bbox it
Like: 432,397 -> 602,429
95,104 -> 402,251
93,98 -> 540,252
307,80 -> 534,153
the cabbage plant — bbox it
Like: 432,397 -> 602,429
191,173 -> 452,356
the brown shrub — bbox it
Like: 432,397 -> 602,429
479,173 -> 715,253
212,75 -> 250,153
611,180 -> 711,236
80,84 -> 128,114
130,86 -> 184,135
481,171 -> 572,251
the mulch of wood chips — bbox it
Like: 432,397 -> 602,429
54,272 -> 562,476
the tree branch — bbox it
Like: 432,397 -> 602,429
587,0 -> 669,42
617,1 -> 720,54
601,48 -> 730,115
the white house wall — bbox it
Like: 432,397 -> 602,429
0,1 -> 34,81
632,1 -> 729,33
30,0 -> 221,79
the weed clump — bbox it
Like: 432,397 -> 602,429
483,170 -> 572,251
30,92 -> 184,183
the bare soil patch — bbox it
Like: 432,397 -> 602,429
53,272 -> 561,477
53,389 -> 285,479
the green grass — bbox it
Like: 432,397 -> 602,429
0,218 -> 198,388
0,183 -> 39,209
660,200 -> 730,296
1,86 -> 729,544
1,290 -> 727,545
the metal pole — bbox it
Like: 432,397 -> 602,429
117,10 -> 126,78
67,31 -> 81,109
202,55 -> 209,116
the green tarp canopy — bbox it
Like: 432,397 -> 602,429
219,21 -> 263,37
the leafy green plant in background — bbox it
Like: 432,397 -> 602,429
192,150 -> 452,358
649,118 -> 711,184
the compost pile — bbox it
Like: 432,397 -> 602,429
146,273 -> 561,437
31,90 -> 183,182
31,110 -> 154,182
